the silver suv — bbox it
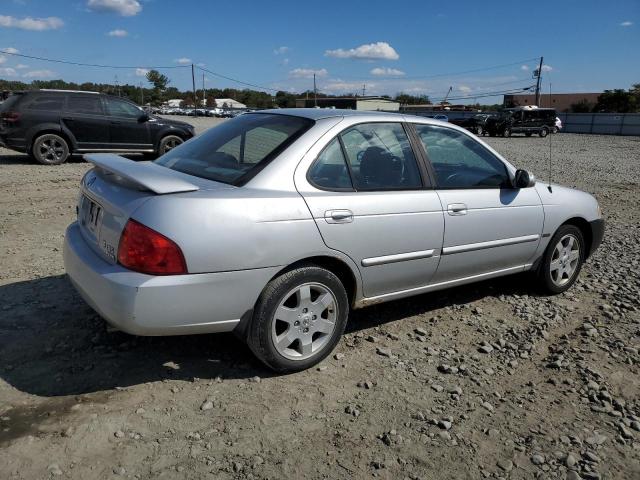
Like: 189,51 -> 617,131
64,109 -> 604,372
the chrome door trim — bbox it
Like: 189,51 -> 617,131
361,249 -> 436,267
442,234 -> 540,255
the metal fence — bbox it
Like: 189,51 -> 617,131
400,110 -> 640,136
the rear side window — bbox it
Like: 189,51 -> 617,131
26,95 -> 65,111
67,95 -> 103,115
308,138 -> 353,190
155,113 -> 313,185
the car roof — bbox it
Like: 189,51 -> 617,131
257,108 -> 407,121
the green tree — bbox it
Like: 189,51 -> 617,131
145,70 -> 170,105
395,93 -> 430,105
594,88 -> 637,113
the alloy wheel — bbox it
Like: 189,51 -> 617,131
39,138 -> 65,162
549,234 -> 580,287
271,282 -> 338,361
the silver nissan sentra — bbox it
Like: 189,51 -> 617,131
63,109 -> 604,371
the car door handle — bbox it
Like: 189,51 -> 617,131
447,203 -> 467,216
325,209 -> 354,224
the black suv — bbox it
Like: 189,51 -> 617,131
0,90 -> 195,164
485,107 -> 556,138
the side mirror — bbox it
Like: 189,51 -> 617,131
138,113 -> 150,122
514,169 -> 536,188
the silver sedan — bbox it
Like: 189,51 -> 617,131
63,109 -> 604,372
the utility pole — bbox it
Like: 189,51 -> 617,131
362,84 -> 366,97
139,81 -> 143,105
115,75 -> 121,97
313,73 -> 317,107
534,56 -> 544,107
191,63 -> 198,117
202,72 -> 205,107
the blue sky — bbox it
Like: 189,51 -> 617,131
1,0 -> 638,102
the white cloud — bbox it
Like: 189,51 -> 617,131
325,42 -> 399,60
0,15 -> 64,31
273,46 -> 289,55
135,68 -> 149,76
175,57 -> 191,65
280,58 -> 289,66
322,80 -> 376,94
22,69 -> 55,78
520,65 -> 529,71
108,28 -> 128,37
620,21 -> 633,27
541,64 -> 553,72
0,55 -> 5,65
458,85 -> 472,93
1,47 -> 19,54
87,0 -> 142,16
370,67 -> 405,76
0,67 -> 17,76
196,62 -> 206,67
289,68 -> 328,79
15,63 -> 28,69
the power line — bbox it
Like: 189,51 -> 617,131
196,65 -> 279,92
0,50 -> 189,69
430,86 -> 535,103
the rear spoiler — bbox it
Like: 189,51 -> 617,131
84,153 -> 199,194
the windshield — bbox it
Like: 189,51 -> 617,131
155,113 -> 313,185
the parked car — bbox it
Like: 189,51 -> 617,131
0,90 -> 195,165
554,116 -> 563,133
424,113 -> 449,122
63,109 -> 604,372
449,113 -> 492,135
485,107 -> 556,137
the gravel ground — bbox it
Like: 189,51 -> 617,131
1,120 -> 639,479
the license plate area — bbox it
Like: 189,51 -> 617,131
79,194 -> 103,238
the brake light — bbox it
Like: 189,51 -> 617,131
117,219 -> 187,275
1,111 -> 20,123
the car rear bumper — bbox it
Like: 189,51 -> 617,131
63,222 -> 280,336
588,218 -> 605,257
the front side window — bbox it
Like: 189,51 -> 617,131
414,124 -> 510,189
105,98 -> 143,118
67,95 -> 103,115
338,123 -> 422,190
156,113 -> 313,185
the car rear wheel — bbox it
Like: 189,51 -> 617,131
539,127 -> 549,138
536,225 -> 585,294
32,134 -> 70,165
503,127 -> 511,137
158,135 -> 184,156
247,265 -> 349,372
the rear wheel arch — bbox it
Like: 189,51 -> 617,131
28,127 -> 74,154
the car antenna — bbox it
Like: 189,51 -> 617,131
547,82 -> 553,193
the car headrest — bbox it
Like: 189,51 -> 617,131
359,146 -> 402,187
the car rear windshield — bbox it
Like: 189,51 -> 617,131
155,113 -> 313,185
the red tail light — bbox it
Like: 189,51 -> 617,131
1,111 -> 20,123
117,219 -> 187,275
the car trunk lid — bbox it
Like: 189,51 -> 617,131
77,153 -> 229,265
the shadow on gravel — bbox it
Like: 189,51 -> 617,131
0,272 -> 539,397
0,153 -> 147,166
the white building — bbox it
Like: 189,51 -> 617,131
214,98 -> 247,109
165,99 -> 183,108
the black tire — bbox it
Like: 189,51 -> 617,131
536,224 -> 585,294
476,126 -> 483,136
31,133 -> 70,165
247,265 -> 349,372
539,127 -> 549,138
157,135 -> 184,156
503,127 -> 511,137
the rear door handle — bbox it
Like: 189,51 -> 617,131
447,203 -> 467,216
325,209 -> 353,224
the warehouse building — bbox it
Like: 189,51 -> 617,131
504,93 -> 601,112
295,97 -> 399,111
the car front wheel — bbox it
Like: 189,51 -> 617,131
539,127 -> 549,137
32,133 -> 70,165
536,225 -> 585,294
247,265 -> 349,372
